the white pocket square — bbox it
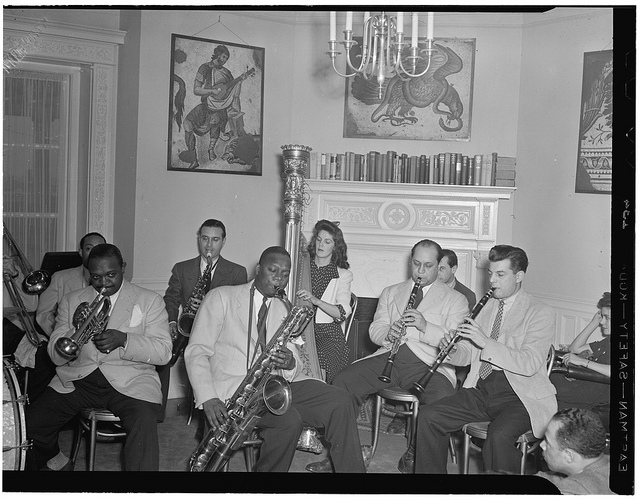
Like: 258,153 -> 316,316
129,304 -> 143,328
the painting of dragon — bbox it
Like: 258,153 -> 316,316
343,38 -> 475,141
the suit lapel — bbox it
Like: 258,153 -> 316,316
211,257 -> 228,288
107,281 -> 135,330
236,281 -> 253,344
500,290 -> 528,337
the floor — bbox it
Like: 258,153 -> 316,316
4,397 -> 557,495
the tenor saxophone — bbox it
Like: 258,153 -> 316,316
170,253 -> 214,365
189,294 -> 313,472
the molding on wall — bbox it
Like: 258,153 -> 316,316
4,15 -> 126,243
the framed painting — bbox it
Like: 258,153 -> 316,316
575,49 -> 612,194
343,38 -> 475,141
168,34 -> 264,175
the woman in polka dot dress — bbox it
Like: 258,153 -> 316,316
296,220 -> 353,383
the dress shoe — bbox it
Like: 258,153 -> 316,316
41,460 -> 74,471
386,415 -> 406,435
361,445 -> 372,469
397,446 -> 415,474
305,456 -> 334,473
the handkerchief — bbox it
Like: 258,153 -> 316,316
129,304 -> 143,328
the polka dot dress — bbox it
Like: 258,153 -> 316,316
310,260 -> 348,383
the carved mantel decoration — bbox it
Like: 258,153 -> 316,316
302,180 -> 516,298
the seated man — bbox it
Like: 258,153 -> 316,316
439,249 -> 477,311
551,292 -> 610,428
26,243 -> 172,471
537,408 -> 612,494
185,246 -> 366,473
415,245 -> 557,474
318,239 -> 468,473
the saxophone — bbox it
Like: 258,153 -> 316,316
170,253 -> 214,365
189,292 -> 313,472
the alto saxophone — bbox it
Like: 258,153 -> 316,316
170,253 -> 214,365
189,292 -> 313,472
54,287 -> 111,360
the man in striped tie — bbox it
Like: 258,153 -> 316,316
414,245 -> 557,474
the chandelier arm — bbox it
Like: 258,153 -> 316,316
330,58 -> 358,78
397,51 -> 433,79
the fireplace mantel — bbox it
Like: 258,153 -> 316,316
301,180 -> 516,298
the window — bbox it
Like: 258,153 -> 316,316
3,63 -> 80,266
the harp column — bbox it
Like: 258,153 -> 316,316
281,144 -> 312,303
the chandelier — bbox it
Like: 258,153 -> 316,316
327,11 -> 435,99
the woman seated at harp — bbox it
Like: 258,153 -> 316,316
551,292 -> 610,422
296,220 -> 353,383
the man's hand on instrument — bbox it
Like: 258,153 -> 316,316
203,398 -> 228,429
93,328 -> 127,354
455,318 -> 489,349
385,320 -> 405,344
3,257 -> 19,278
169,322 -> 179,342
272,347 -> 295,370
439,329 -> 459,353
402,308 -> 426,332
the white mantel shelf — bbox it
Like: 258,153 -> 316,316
301,179 -> 516,298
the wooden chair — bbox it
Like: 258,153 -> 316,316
71,408 -> 126,471
460,347 -> 555,474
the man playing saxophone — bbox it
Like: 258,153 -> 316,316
185,246 -> 366,472
162,219 -> 247,421
25,243 -> 172,471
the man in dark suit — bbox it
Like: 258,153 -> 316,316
161,219 -> 247,421
26,243 -> 172,471
439,249 -> 477,311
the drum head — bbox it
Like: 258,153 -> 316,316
3,357 -> 27,471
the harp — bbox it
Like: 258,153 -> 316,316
281,144 -> 324,380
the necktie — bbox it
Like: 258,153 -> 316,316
478,299 -> 505,380
412,286 -> 424,309
256,296 -> 269,350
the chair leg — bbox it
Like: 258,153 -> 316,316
449,436 -> 458,465
408,402 -> 419,449
243,446 -> 254,472
370,395 -> 383,458
89,417 -> 97,471
519,441 -> 528,475
71,419 -> 84,465
187,386 -> 195,426
462,433 -> 471,474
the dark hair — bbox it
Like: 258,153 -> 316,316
597,292 -> 611,309
307,220 -> 350,269
488,245 -> 529,273
441,249 -> 458,267
198,219 -> 226,239
259,246 -> 290,265
80,232 -> 106,249
411,239 -> 444,263
88,243 -> 124,268
552,408 -> 606,459
213,45 -> 230,59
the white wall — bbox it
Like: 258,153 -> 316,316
516,8 -> 612,311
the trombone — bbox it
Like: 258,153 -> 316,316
3,224 -> 51,347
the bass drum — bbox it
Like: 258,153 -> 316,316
3,357 -> 28,470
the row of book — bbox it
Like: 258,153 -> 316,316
306,151 -> 517,187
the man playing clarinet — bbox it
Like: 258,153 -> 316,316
307,239 -> 468,473
414,244 -> 557,474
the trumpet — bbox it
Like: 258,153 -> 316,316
54,287 -> 110,360
379,278 -> 422,383
3,224 -> 51,295
414,288 -> 495,393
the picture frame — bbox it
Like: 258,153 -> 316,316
575,49 -> 612,194
167,34 -> 265,175
343,38 -> 475,141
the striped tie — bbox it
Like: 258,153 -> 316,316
478,299 -> 505,380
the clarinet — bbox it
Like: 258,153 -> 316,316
378,278 -> 422,383
413,288 -> 495,393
